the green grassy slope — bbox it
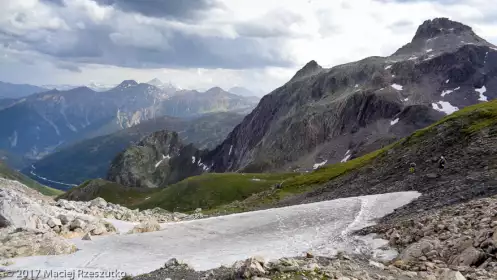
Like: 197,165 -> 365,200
129,173 -> 295,212
57,179 -> 157,206
0,162 -> 63,196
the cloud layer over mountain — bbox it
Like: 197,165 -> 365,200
1,0 -> 496,93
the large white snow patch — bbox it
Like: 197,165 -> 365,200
441,87 -> 459,97
340,150 -> 351,163
3,192 -> 420,277
476,86 -> 488,102
432,101 -> 459,115
391,84 -> 403,91
313,160 -> 327,169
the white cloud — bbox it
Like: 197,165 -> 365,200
0,0 -> 496,94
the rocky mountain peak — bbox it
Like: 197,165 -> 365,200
290,60 -> 323,82
393,18 -> 491,56
115,80 -> 138,90
412,18 -> 474,42
147,78 -> 163,86
70,86 -> 93,92
205,87 -> 226,95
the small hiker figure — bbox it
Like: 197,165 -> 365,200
409,162 -> 416,173
438,155 -> 446,169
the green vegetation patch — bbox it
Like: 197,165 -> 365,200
58,179 -> 157,207
0,162 -> 63,196
404,99 -> 497,144
136,173 -> 295,212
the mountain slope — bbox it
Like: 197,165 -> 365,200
0,81 -> 46,99
0,98 -> 16,110
57,179 -> 155,206
204,18 -> 497,173
64,99 -> 497,215
154,98 -> 497,214
272,98 -> 497,221
25,112 -> 246,189
0,161 -> 62,196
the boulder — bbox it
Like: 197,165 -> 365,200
163,258 -> 193,271
0,187 -> 48,230
165,258 -> 180,268
57,200 -> 75,210
397,239 -> 440,262
0,228 -> 77,259
449,247 -> 486,267
103,221 -> 117,233
82,233 -> 92,241
128,220 -> 160,234
173,212 -> 188,220
53,226 -> 61,233
91,223 -> 107,235
90,197 -> 107,208
436,269 -> 467,280
57,214 -> 72,225
69,219 -> 86,230
239,258 -> 266,278
47,217 -> 62,228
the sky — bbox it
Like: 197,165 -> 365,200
0,0 -> 496,95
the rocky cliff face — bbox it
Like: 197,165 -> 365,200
107,131 -> 209,188
204,18 -> 497,173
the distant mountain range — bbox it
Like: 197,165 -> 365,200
0,80 -> 258,161
228,86 -> 262,97
0,81 -> 46,99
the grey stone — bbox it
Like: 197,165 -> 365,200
239,258 -> 266,278
47,217 -> 62,228
82,233 -> 92,241
69,219 -> 86,230
90,197 -> 107,208
90,223 -> 107,235
57,214 -> 72,225
397,239 -> 440,262
128,220 -> 160,234
449,247 -> 486,267
436,268 -> 467,280
165,258 -> 180,268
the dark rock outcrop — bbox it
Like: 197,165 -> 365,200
107,131 -> 208,188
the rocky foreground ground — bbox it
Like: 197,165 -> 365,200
130,195 -> 497,280
0,178 -> 201,260
3,177 -> 497,280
